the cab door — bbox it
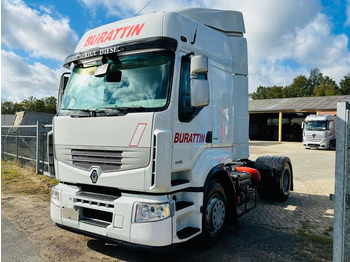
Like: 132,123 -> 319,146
172,52 -> 212,172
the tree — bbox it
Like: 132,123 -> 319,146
313,76 -> 340,96
1,101 -> 15,114
1,96 -> 57,114
251,86 -> 270,99
43,96 -> 57,114
269,86 -> 284,98
307,68 -> 323,96
251,85 -> 284,99
339,73 -> 350,95
283,75 -> 308,98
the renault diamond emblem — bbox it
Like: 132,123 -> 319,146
90,167 -> 102,183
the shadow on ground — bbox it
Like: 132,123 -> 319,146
86,223 -> 298,262
85,192 -> 334,262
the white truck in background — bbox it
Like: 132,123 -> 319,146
49,8 -> 293,249
302,114 -> 336,150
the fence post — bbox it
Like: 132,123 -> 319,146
16,133 -> 19,159
36,121 -> 40,174
1,133 -> 4,160
333,102 -> 350,262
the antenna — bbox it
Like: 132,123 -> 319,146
191,0 -> 203,45
134,1 -> 152,17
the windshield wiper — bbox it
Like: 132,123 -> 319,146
61,108 -> 97,117
114,106 -> 148,113
61,107 -> 148,117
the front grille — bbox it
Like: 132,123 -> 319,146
80,218 -> 110,228
73,191 -> 117,228
305,134 -> 322,143
56,145 -> 150,172
77,192 -> 119,202
72,149 -> 122,171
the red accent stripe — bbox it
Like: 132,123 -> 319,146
129,123 -> 147,147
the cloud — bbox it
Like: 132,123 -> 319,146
346,0 -> 350,26
2,0 -> 349,102
78,0 -> 195,18
210,0 -> 350,89
2,0 -> 78,61
1,50 -> 66,102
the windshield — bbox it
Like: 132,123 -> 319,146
59,52 -> 173,116
305,121 -> 327,131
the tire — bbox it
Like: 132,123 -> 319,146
278,162 -> 292,201
200,180 -> 227,247
255,156 -> 292,202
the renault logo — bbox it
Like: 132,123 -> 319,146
90,167 -> 102,183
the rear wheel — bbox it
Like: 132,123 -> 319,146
278,162 -> 291,201
255,156 -> 292,202
200,180 -> 227,247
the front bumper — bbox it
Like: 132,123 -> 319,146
303,138 -> 328,149
50,183 -> 174,247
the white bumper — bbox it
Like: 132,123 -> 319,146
303,137 -> 328,149
50,183 -> 174,247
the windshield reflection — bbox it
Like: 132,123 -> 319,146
305,121 -> 327,131
59,52 -> 173,116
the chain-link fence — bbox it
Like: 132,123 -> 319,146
1,123 -> 52,175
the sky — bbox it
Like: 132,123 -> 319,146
1,0 -> 350,102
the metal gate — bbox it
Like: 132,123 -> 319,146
333,102 -> 350,261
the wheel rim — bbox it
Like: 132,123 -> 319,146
282,169 -> 290,193
205,195 -> 225,234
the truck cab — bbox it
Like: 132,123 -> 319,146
302,114 -> 336,149
49,8 -> 293,249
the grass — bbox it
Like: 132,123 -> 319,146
297,230 -> 333,245
294,229 -> 333,262
1,160 -> 58,197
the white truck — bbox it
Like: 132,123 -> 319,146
49,8 -> 293,249
302,114 -> 336,150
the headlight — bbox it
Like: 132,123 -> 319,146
135,202 -> 173,222
51,186 -> 61,207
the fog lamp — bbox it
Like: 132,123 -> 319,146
51,186 -> 61,207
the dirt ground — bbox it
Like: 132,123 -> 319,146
1,141 -> 335,262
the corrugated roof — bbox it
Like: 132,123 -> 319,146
249,95 -> 350,112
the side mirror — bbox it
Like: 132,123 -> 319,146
190,55 -> 209,107
191,79 -> 209,107
190,55 -> 208,75
57,72 -> 71,113
301,121 -> 305,129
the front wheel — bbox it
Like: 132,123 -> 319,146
200,180 -> 227,247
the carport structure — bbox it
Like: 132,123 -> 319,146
249,95 -> 350,142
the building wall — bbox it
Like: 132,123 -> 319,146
317,110 -> 336,115
1,114 -> 15,126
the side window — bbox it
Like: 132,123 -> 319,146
178,57 -> 206,122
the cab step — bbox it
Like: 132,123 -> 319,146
175,201 -> 194,211
177,227 -> 200,239
171,179 -> 190,187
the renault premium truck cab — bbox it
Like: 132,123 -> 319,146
302,114 -> 336,149
49,8 -> 293,248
